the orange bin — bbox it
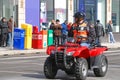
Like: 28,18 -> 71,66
41,30 -> 48,48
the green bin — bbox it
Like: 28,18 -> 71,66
48,30 -> 53,46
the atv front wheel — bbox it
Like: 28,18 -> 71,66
65,66 -> 75,75
93,55 -> 108,77
75,58 -> 88,80
44,57 -> 58,79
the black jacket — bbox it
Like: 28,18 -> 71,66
95,23 -> 105,37
0,21 -> 8,34
106,23 -> 113,32
88,26 -> 96,43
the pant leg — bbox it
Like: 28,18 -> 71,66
109,32 -> 116,43
96,36 -> 101,46
4,33 -> 8,46
109,32 -> 112,43
55,36 -> 58,46
7,33 -> 12,47
108,33 -> 111,43
1,34 -> 5,46
1,33 -> 7,46
62,34 -> 67,45
58,36 -> 62,45
95,37 -> 99,46
80,42 -> 90,48
98,36 -> 102,46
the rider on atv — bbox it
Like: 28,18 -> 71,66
69,12 -> 96,47
44,12 -> 108,80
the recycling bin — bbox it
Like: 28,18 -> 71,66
21,24 -> 32,49
47,30 -> 53,46
33,26 -> 39,33
13,28 -> 25,50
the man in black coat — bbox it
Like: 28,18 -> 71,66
0,17 -> 8,47
95,20 -> 105,46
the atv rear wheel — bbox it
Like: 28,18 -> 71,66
44,57 -> 58,79
75,58 -> 88,80
93,55 -> 108,77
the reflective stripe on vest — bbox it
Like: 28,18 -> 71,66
73,22 -> 88,41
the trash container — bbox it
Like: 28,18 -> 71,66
48,30 -> 53,46
21,24 -> 32,49
41,30 -> 47,48
33,26 -> 39,33
21,24 -> 32,35
13,28 -> 25,50
32,32 -> 43,49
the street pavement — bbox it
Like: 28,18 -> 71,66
0,49 -> 120,80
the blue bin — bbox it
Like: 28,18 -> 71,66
13,28 -> 25,50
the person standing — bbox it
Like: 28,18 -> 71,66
7,17 -> 16,47
95,20 -> 105,46
49,20 -> 55,30
88,22 -> 96,47
67,22 -> 72,37
0,17 -> 8,47
53,19 -> 62,46
106,20 -> 116,43
61,20 -> 68,44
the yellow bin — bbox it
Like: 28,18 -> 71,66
26,24 -> 32,35
21,24 -> 32,35
21,24 -> 27,29
24,35 -> 32,49
21,24 -> 32,49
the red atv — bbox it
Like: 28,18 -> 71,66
44,38 -> 108,80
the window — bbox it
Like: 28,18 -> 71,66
0,0 -> 18,25
112,0 -> 120,32
40,0 -> 54,23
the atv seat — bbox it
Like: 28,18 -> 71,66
67,37 -> 75,43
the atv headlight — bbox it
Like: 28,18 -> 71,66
67,51 -> 75,56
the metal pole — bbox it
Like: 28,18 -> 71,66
11,0 -> 15,49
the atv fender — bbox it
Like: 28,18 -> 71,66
90,47 -> 108,57
91,54 -> 104,69
73,46 -> 90,58
47,46 -> 55,55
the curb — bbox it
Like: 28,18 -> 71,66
0,49 -> 46,56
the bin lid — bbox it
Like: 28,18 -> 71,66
48,30 -> 53,32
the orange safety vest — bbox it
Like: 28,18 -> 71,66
72,22 -> 88,42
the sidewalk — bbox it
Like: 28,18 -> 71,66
0,47 -> 46,56
101,33 -> 120,48
0,33 -> 119,56
102,42 -> 120,49
0,42 -> 120,56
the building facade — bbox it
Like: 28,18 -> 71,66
0,0 -> 120,32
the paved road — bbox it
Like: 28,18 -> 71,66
0,49 -> 120,80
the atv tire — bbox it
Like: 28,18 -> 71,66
93,55 -> 108,77
44,57 -> 58,79
75,58 -> 88,80
65,67 -> 75,75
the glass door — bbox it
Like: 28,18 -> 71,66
85,0 -> 97,23
97,0 -> 106,27
79,0 -> 97,23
